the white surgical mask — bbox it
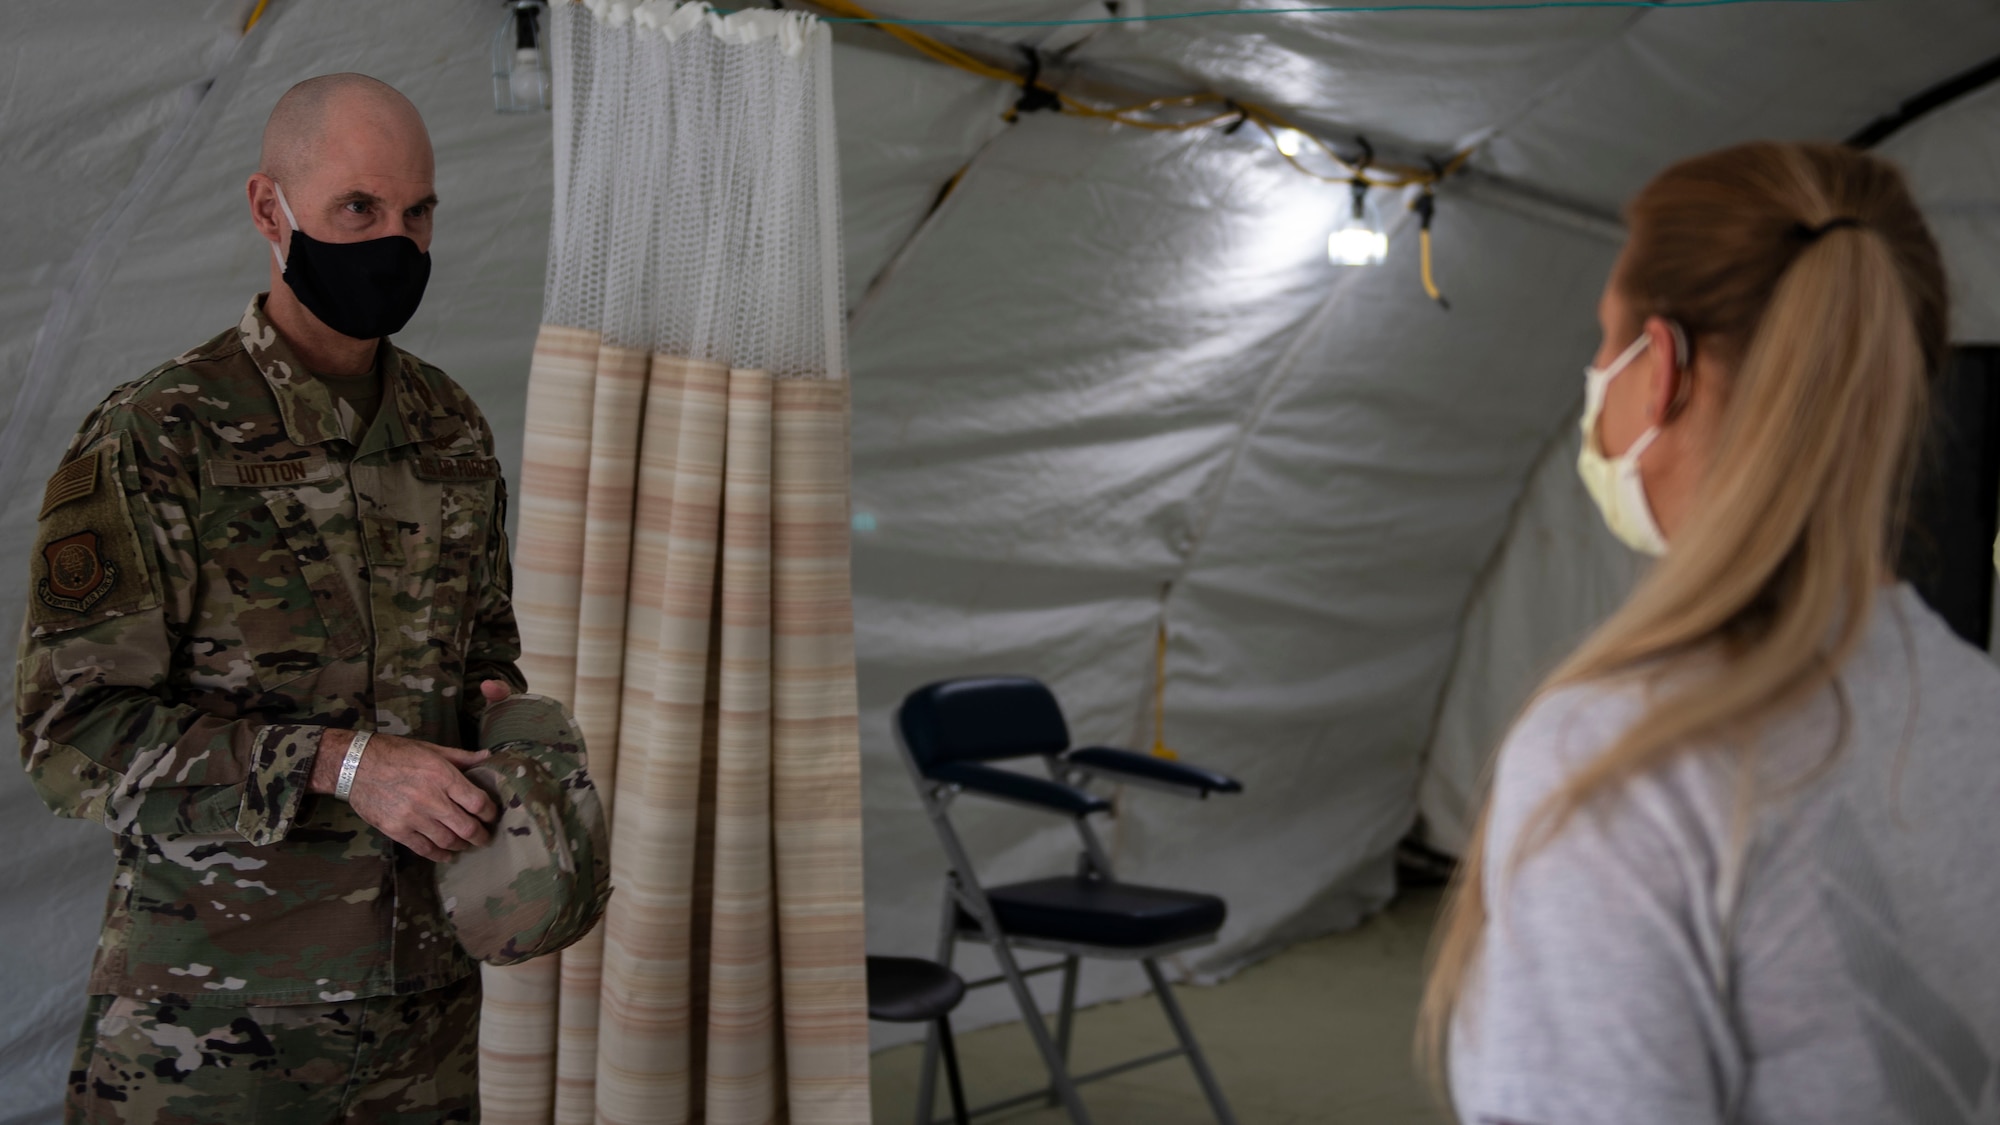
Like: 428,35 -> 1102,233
1576,333 -> 1668,556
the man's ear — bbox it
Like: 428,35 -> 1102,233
247,173 -> 284,243
1642,314 -> 1688,423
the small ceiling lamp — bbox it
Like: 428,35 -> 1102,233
494,0 -> 552,114
1328,179 -> 1388,266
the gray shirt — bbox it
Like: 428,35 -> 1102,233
1450,585 -> 2000,1125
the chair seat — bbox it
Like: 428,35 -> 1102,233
866,955 -> 968,1023
958,876 -> 1226,949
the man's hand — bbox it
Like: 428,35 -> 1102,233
480,679 -> 515,705
311,730 -> 496,863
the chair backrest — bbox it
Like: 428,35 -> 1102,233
898,677 -> 1071,770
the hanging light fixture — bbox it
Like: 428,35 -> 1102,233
493,0 -> 551,114
1328,178 -> 1388,266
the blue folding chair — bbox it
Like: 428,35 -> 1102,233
896,676 -> 1244,1125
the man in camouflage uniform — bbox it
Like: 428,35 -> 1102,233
16,73 -> 570,1123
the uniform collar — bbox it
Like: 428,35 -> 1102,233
238,295 -> 462,451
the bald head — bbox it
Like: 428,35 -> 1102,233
260,73 -> 430,186
248,70 -> 438,322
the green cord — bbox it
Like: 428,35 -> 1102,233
811,0 -> 1854,27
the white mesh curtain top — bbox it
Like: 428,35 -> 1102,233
546,0 -> 845,371
482,4 -> 865,1124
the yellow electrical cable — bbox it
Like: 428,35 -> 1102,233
1151,619 -> 1179,760
815,0 -> 1020,82
243,0 -> 271,32
819,0 -> 1471,190
825,0 -> 1476,300
1411,180 -> 1454,306
1420,226 -> 1443,303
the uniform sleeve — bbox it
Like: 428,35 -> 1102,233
15,399 -> 324,846
1448,687 -> 1739,1125
458,466 -> 572,749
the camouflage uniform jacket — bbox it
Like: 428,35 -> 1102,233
16,295 -> 570,1007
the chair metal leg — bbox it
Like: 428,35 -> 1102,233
1048,954 -> 1080,1107
988,936 -> 1095,1125
936,1016 -> 972,1125
1141,958 -> 1237,1125
916,1020 -> 942,1125
913,793 -> 1093,1125
916,882 -> 960,1125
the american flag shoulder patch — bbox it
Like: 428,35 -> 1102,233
40,450 -> 99,519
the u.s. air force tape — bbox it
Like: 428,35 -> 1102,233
414,456 -> 501,482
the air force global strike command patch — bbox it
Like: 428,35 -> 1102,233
39,531 -> 117,613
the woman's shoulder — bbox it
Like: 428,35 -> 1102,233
1489,676 -> 1738,860
1883,584 -> 2000,699
1498,679 -> 1652,789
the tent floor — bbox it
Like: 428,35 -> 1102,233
871,887 -> 1447,1125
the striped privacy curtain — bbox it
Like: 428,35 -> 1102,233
480,5 -> 865,1124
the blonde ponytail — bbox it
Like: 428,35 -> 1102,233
1418,142 -> 1948,1091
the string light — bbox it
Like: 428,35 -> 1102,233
809,0 -> 1851,25
803,0 -> 1447,184
1329,180 -> 1389,266
495,1 -> 553,113
805,0 -> 1468,300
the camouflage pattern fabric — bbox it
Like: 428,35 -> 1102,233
15,295 -> 576,1007
440,693 -> 610,965
65,972 -> 479,1124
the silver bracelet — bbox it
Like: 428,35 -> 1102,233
334,731 -> 372,801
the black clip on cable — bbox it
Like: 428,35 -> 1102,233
1414,155 -> 1443,231
1009,48 -> 1063,121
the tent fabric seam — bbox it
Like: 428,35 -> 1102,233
1405,398 -> 1582,817
0,16 -> 272,504
1172,202 -> 1420,578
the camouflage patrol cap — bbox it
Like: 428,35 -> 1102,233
437,693 -> 611,966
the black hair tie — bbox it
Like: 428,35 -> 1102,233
1791,216 -> 1863,243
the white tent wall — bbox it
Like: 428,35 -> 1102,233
1888,79 -> 2000,345
0,8 -> 253,1110
834,50 -> 1013,307
842,0 -> 2000,1042
848,104 -> 1619,1041
1417,69 -> 2000,858
1416,420 -> 1648,855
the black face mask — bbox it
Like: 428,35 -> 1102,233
271,183 -> 431,340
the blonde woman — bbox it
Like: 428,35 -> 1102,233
1423,141 -> 1997,1125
